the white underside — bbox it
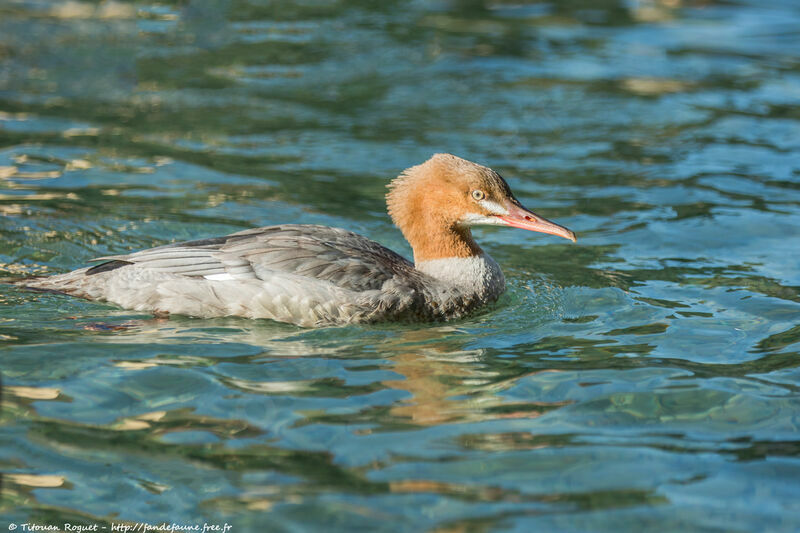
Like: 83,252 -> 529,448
114,270 -> 388,327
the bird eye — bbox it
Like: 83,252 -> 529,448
471,190 -> 485,201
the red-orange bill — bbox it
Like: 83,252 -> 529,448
496,202 -> 577,242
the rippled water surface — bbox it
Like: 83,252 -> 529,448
1,0 -> 800,531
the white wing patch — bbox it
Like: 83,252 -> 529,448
204,273 -> 235,281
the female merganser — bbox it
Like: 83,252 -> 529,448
18,154 -> 576,327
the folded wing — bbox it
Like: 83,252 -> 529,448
88,224 -> 420,292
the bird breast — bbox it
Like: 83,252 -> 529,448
416,254 -> 506,311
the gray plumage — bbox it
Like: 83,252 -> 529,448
19,224 -> 503,327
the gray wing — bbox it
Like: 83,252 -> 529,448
88,224 -> 421,292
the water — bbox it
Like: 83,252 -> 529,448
1,0 -> 799,531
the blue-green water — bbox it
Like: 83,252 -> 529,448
1,0 -> 799,531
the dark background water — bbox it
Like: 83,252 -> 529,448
1,0 -> 799,531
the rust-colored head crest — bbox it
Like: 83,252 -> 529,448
386,153 -> 576,263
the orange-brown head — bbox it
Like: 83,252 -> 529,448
386,153 -> 576,264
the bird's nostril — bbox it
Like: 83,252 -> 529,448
524,215 -> 533,221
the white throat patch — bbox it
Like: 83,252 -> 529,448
417,254 -> 505,300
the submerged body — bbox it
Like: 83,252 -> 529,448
19,154 -> 576,327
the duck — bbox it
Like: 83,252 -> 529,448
16,154 -> 576,327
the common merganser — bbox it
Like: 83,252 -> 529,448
17,154 -> 576,327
